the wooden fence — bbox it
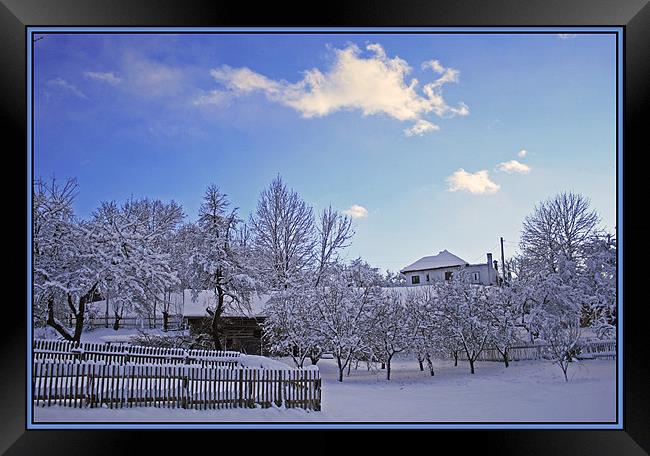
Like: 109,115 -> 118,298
457,339 -> 617,362
33,339 -> 241,368
70,315 -> 185,330
32,361 -> 321,411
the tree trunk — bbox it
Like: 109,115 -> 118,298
46,296 -> 74,341
503,351 -> 509,368
386,356 -> 392,380
425,353 -> 435,376
211,313 -> 224,351
418,359 -> 424,371
336,356 -> 344,382
113,312 -> 121,331
309,348 -> 320,365
453,351 -> 458,367
381,362 -> 385,369
152,297 -> 157,329
162,311 -> 169,332
72,294 -> 87,342
469,358 -> 475,374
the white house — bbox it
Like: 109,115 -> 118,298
400,249 -> 499,286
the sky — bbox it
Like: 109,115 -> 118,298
33,32 -> 618,272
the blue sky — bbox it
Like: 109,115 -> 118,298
33,32 -> 617,272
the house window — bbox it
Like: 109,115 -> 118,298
411,275 -> 420,284
426,273 -> 430,282
445,271 -> 453,281
472,272 -> 480,283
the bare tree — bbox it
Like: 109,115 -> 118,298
250,175 -> 315,288
520,191 -> 600,274
314,205 -> 353,285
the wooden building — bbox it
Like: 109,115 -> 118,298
182,290 -> 270,355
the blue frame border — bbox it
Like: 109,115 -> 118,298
26,26 -> 623,430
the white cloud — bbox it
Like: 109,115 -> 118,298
205,43 -> 468,136
210,66 -> 281,94
446,169 -> 500,194
558,34 -> 577,39
518,149 -> 527,158
84,71 -> 123,85
46,78 -> 87,99
122,53 -> 186,97
193,89 -> 230,106
497,159 -> 532,174
343,204 -> 369,219
404,119 -> 439,136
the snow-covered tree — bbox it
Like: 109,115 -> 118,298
437,270 -> 492,374
184,185 -> 260,350
520,191 -> 600,274
262,287 -> 325,367
314,205 -> 353,286
250,175 -> 315,289
312,265 -> 381,382
91,198 -> 183,330
365,288 -> 414,380
404,286 -> 440,375
485,285 -> 524,367
33,177 -> 97,341
33,177 -> 183,341
522,255 -> 587,381
384,270 -> 406,287
581,234 -> 617,338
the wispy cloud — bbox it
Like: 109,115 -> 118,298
202,43 -> 469,136
446,169 -> 500,194
121,52 -> 186,98
84,71 -> 123,85
518,149 -> 527,158
496,159 -> 531,174
46,78 -> 87,99
343,204 -> 369,219
193,90 -> 230,106
404,119 -> 439,136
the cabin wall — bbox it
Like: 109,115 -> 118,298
186,316 -> 266,355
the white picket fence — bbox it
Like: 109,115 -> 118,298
457,339 -> 616,362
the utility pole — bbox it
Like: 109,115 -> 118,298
500,237 -> 506,285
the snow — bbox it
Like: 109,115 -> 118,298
33,356 -> 615,423
33,326 -> 190,344
237,355 -> 295,370
181,290 -> 270,318
400,249 -> 468,273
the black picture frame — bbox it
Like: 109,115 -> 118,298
3,0 -> 647,452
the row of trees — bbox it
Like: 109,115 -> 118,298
264,191 -> 616,382
34,173 -> 616,381
33,175 -> 369,349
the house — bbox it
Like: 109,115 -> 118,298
182,290 -> 270,355
400,249 -> 499,286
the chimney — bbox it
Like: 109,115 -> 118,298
487,253 -> 493,267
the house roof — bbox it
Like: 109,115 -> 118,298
400,249 -> 468,273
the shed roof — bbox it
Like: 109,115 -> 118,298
181,290 -> 270,318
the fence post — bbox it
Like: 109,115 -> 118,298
182,368 -> 189,409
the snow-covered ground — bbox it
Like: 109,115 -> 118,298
34,326 -> 189,344
33,356 -> 616,423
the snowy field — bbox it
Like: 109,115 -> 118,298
33,355 -> 616,423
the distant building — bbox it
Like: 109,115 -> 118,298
400,249 -> 499,286
182,290 -> 269,355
